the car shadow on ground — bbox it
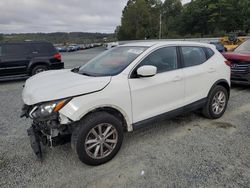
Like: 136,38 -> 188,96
231,84 -> 250,90
0,79 -> 26,85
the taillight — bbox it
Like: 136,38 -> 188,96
54,53 -> 61,61
224,60 -> 231,66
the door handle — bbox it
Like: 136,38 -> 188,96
208,68 -> 216,73
173,76 -> 182,82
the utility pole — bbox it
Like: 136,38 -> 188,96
159,13 -> 162,39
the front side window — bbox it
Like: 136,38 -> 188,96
78,46 -> 148,76
181,47 -> 207,67
138,47 -> 178,73
31,43 -> 56,54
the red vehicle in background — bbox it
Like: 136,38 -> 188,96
223,40 -> 250,85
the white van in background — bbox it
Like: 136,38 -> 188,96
105,42 -> 119,50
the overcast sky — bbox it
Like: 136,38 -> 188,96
0,0 -> 191,34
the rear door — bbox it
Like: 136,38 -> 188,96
129,46 -> 185,123
29,42 -> 58,66
180,46 -> 216,105
0,43 -> 31,76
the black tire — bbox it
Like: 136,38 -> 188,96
31,65 -> 48,75
202,85 -> 229,119
71,112 -> 123,166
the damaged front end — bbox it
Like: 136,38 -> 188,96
21,100 -> 72,159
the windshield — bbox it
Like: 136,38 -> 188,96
234,40 -> 250,53
78,46 -> 148,76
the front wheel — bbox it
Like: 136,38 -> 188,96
71,112 -> 123,166
202,85 -> 229,119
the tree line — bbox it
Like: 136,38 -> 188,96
0,32 -> 115,44
116,0 -> 250,40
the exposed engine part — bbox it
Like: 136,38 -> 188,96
49,129 -> 59,147
59,113 -> 71,124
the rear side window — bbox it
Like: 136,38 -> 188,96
139,47 -> 178,73
0,45 -> 2,56
206,48 -> 215,59
181,46 -> 207,67
30,43 -> 56,54
2,44 -> 30,56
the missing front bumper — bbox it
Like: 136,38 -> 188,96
27,126 -> 43,159
27,122 -> 72,160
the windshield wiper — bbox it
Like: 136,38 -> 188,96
71,66 -> 80,73
71,67 -> 95,76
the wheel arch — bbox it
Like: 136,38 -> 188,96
28,62 -> 49,75
79,106 -> 132,132
208,79 -> 230,98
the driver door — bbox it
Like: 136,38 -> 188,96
128,46 -> 185,124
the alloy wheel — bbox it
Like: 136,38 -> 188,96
212,91 -> 226,115
84,123 -> 118,159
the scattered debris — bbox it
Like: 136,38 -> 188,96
140,170 -> 145,176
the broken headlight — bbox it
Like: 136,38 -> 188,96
30,99 -> 71,119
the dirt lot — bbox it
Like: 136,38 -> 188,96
0,47 -> 250,188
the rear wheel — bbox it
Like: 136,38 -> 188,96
202,85 -> 228,119
71,112 -> 123,166
31,65 -> 48,75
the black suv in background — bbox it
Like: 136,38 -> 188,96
0,41 -> 64,80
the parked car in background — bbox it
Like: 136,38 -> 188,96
0,41 -> 64,80
56,46 -> 67,52
75,45 -> 81,51
21,41 -> 230,165
222,39 -> 250,85
210,42 -> 227,52
84,44 -> 89,49
67,45 -> 77,52
105,42 -> 119,50
78,44 -> 85,50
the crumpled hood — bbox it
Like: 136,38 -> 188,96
222,51 -> 250,62
22,69 -> 111,105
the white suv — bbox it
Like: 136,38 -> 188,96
21,41 -> 231,165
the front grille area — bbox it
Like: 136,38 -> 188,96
230,60 -> 250,74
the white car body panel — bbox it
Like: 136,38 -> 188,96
129,69 -> 184,123
22,69 -> 111,105
182,61 -> 214,105
59,75 -> 133,130
22,41 -> 230,132
183,50 -> 230,105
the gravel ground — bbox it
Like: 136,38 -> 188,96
0,47 -> 250,188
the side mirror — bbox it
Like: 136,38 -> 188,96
137,65 -> 157,77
